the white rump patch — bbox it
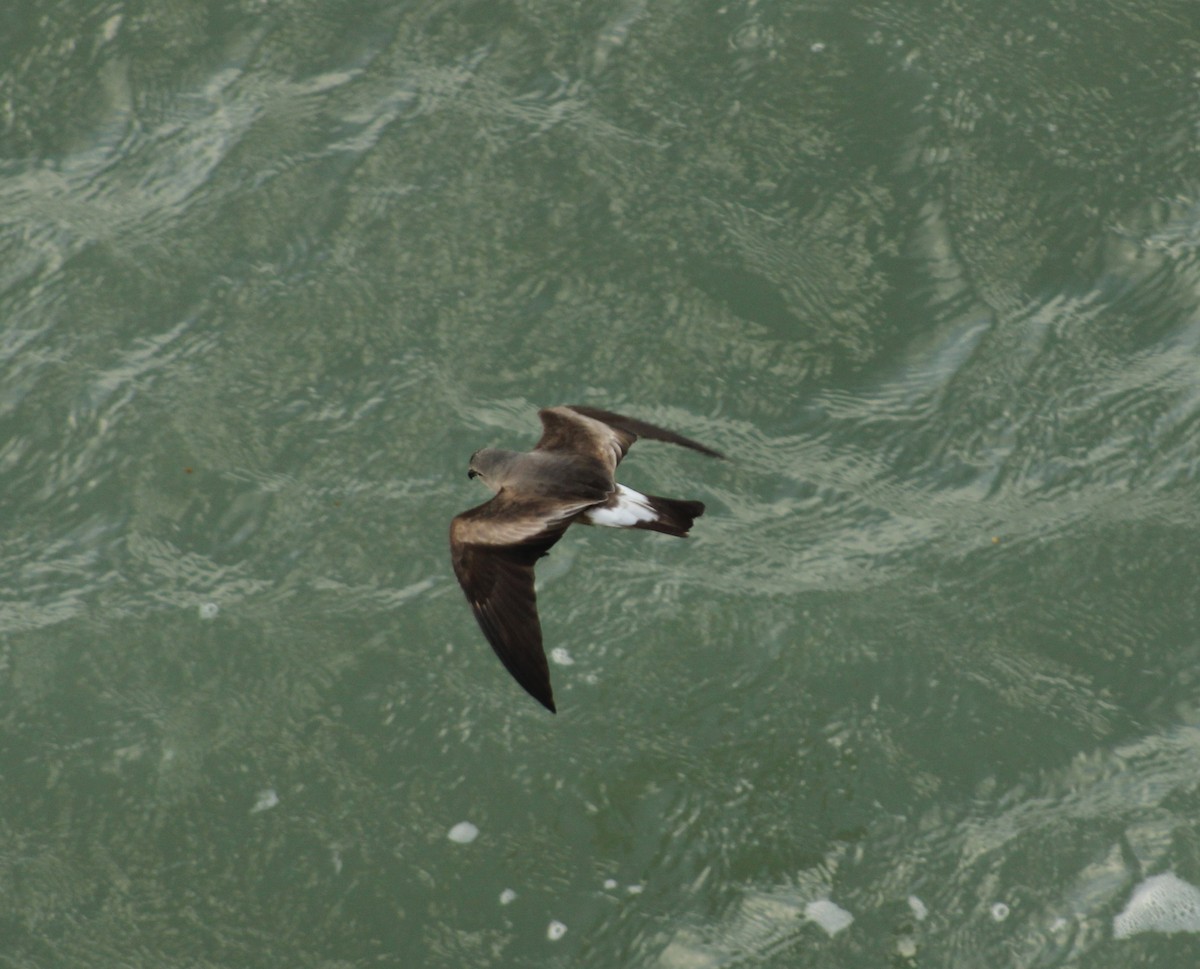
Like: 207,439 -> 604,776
583,484 -> 657,528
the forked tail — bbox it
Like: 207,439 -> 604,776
632,494 -> 705,537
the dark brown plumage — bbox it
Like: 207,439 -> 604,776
449,405 -> 723,712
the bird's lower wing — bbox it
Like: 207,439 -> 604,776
452,540 -> 557,711
449,496 -> 595,712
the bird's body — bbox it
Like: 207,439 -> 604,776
449,405 -> 722,712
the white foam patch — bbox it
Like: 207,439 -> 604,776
804,899 -> 854,936
447,821 -> 479,844
250,789 -> 278,813
583,484 -> 657,527
101,13 -> 122,42
1114,872 -> 1200,939
907,895 -> 928,921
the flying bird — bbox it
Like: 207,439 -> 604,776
449,405 -> 723,712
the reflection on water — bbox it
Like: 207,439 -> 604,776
1,0 -> 1198,965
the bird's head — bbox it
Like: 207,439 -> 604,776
466,448 -> 515,493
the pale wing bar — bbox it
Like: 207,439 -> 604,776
564,405 -> 724,460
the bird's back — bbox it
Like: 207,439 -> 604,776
504,449 -> 612,502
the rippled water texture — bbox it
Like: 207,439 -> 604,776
1,0 -> 1198,966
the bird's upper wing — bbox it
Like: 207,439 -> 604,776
449,493 -> 595,712
535,405 -> 724,474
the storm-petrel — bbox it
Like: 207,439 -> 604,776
449,405 -> 722,712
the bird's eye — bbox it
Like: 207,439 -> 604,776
467,469 -> 478,479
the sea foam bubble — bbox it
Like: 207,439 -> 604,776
447,821 -> 479,844
804,898 -> 854,936
1114,872 -> 1200,939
